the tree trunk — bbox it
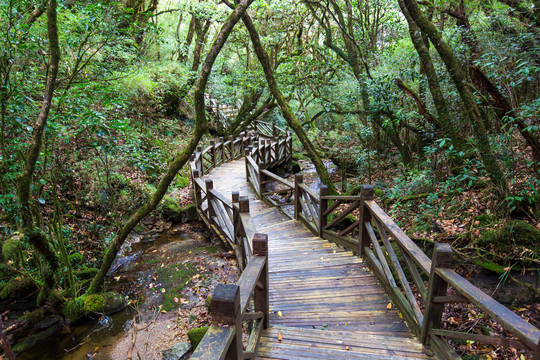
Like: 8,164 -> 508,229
16,0 -> 61,302
235,8 -> 338,194
398,0 -> 467,154
86,0 -> 256,294
404,0 -> 508,195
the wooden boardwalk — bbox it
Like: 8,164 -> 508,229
204,160 -> 435,360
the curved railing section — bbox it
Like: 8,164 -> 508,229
189,120 -> 539,359
189,121 -> 291,360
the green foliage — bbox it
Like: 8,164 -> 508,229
187,326 -> 209,349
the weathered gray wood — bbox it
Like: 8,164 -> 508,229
253,233 -> 269,329
374,218 -> 423,325
211,284 -> 241,360
365,222 -> 398,289
422,243 -> 453,344
190,324 -> 235,360
319,186 -> 328,238
366,200 -> 432,274
294,174 -> 303,220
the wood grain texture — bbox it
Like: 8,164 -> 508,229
204,160 -> 436,359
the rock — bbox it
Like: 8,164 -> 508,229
161,341 -> 191,360
101,292 -> 127,314
82,292 -> 127,315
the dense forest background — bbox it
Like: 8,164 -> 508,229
0,0 -> 539,357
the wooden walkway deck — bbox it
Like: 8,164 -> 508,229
204,160 -> 435,360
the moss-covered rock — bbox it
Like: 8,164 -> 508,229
101,291 -> 127,314
83,294 -> 106,313
161,197 -> 198,223
187,326 -> 209,349
184,203 -> 198,221
482,220 -> 540,249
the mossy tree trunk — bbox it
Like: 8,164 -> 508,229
231,4 -> 338,194
403,0 -> 508,196
16,0 -> 61,302
86,0 -> 256,294
398,0 -> 467,155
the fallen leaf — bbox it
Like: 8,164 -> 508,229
161,288 -> 166,293
278,332 -> 283,342
278,311 -> 283,317
345,346 -> 349,350
386,303 -> 392,310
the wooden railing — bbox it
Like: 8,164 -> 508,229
190,123 -> 539,359
191,233 -> 268,360
288,182 -> 540,359
189,126 -> 290,359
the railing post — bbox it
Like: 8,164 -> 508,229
260,141 -> 266,166
220,137 -> 225,164
253,233 -> 269,329
254,141 -> 259,162
258,163 -> 266,198
210,140 -> 216,168
239,196 -> 250,213
534,338 -> 540,360
193,170 -> 200,206
421,243 -> 453,344
229,135 -> 234,160
294,174 -> 303,220
358,185 -> 374,257
211,284 -> 242,360
272,124 -> 277,141
206,179 -> 215,221
231,191 -> 239,204
197,145 -> 204,175
319,185 -> 328,238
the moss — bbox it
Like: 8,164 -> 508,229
0,276 -> 37,299
74,266 -> 99,279
291,153 -> 308,161
482,220 -> 540,249
63,296 -> 86,320
2,233 -> 23,262
188,326 -> 209,349
83,294 -> 106,313
474,259 -> 506,274
68,253 -> 84,265
184,203 -> 198,221
155,263 -> 198,311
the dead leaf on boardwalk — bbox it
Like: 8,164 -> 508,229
277,311 -> 283,317
278,332 -> 283,342
345,346 -> 350,350
386,303 -> 392,310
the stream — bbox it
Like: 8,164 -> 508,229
19,222 -> 239,360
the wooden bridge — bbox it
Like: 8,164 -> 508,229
188,121 -> 540,360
